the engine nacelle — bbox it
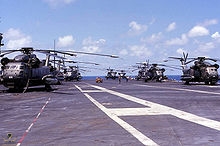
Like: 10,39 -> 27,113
1,57 -> 10,66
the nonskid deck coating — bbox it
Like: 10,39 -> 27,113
0,79 -> 220,146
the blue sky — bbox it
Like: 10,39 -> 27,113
1,0 -> 220,76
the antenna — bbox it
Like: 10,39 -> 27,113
53,39 -> 56,68
0,17 -> 4,53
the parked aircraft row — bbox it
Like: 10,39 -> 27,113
0,33 -> 120,92
109,53 -> 219,85
0,32 -> 219,93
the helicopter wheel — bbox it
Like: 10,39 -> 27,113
8,87 -> 23,93
45,84 -> 52,92
210,81 -> 216,85
185,81 -> 190,85
205,81 -> 209,85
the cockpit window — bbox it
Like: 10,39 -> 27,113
207,67 -> 218,72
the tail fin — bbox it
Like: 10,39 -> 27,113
0,33 -> 4,46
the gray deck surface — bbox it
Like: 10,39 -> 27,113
1,79 -> 220,146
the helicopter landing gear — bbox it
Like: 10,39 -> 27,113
8,87 -> 24,93
45,84 -> 52,91
184,81 -> 190,85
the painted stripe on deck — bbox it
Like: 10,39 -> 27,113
16,97 -> 51,146
89,85 -> 220,131
136,84 -> 220,95
75,85 -> 159,146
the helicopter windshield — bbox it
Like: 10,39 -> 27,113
206,67 -> 218,74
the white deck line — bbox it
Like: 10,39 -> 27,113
75,85 -> 159,146
90,85 -> 220,131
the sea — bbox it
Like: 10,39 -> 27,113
82,75 -> 181,81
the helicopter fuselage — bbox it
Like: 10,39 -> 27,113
1,62 -> 28,89
181,65 -> 219,84
106,71 -> 117,79
64,70 -> 82,81
1,61 -> 58,90
137,67 -> 166,82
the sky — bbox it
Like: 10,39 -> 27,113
1,0 -> 220,76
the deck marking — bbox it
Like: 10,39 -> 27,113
0,93 -> 11,97
16,97 -> 50,146
80,90 -> 104,93
136,84 -> 220,95
88,84 -> 220,131
75,85 -> 159,146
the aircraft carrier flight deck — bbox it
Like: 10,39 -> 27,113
1,79 -> 220,146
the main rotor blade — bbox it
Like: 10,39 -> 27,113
185,59 -> 195,64
65,60 -> 100,65
65,51 -> 119,58
36,50 -> 77,57
158,64 -> 182,70
43,52 -> 66,59
168,57 -> 183,60
0,50 -> 18,57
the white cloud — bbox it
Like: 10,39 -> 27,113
166,34 -> 188,46
188,26 -> 209,37
176,48 -> 187,55
166,22 -> 176,32
141,32 -> 162,44
119,49 -> 128,56
5,28 -> 32,49
81,37 -> 106,53
129,45 -> 152,57
128,21 -> 147,36
197,42 -> 215,52
200,19 -> 218,26
44,0 -> 76,8
211,32 -> 220,39
57,35 -> 75,48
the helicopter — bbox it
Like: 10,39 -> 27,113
169,52 -> 219,85
134,60 -> 168,82
105,68 -> 117,79
63,66 -> 82,81
117,70 -> 126,78
61,60 -> 100,81
0,47 -> 76,92
0,33 -> 3,47
0,47 -> 119,92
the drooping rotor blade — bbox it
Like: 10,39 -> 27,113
185,58 -> 197,65
158,64 -> 182,70
132,68 -> 139,72
36,49 -> 77,57
65,51 -> 119,58
42,52 -> 66,59
65,59 -> 100,65
50,60 -> 66,67
0,48 -> 77,57
168,56 -> 183,60
0,50 -> 18,57
205,58 -> 219,62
